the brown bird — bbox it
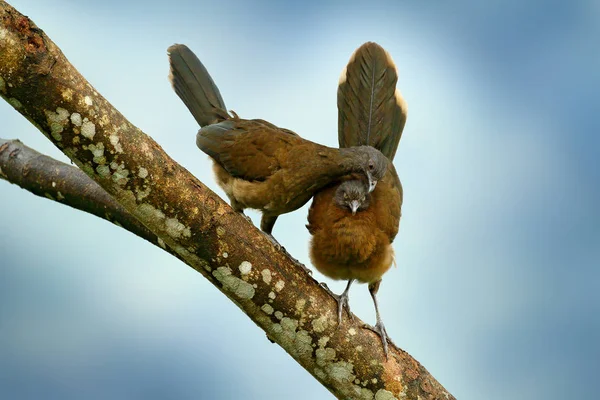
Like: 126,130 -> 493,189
168,44 -> 389,235
306,42 -> 407,357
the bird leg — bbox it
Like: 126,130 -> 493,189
260,214 -> 278,235
362,280 -> 391,359
239,210 -> 253,223
322,279 -> 354,326
229,198 -> 252,223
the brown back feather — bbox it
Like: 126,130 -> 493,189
337,42 -> 407,161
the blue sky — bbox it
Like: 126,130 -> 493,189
1,1 -> 598,399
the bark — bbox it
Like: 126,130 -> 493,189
0,2 -> 455,399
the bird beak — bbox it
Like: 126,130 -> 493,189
366,171 -> 378,193
350,200 -> 359,215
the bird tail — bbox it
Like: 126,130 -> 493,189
337,42 -> 407,161
168,44 -> 228,126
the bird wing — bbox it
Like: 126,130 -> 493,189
197,119 -> 298,181
337,42 -> 407,161
375,163 -> 403,241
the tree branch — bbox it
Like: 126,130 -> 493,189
0,137 -> 167,248
0,2 -> 454,399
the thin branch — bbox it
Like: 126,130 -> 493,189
0,2 -> 454,399
0,138 -> 166,248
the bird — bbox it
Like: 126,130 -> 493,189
167,44 -> 389,236
306,42 -> 407,357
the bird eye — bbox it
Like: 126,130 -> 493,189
368,160 -> 375,170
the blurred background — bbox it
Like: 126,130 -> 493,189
1,0 -> 598,399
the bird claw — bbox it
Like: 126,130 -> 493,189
363,321 -> 389,359
331,290 -> 353,326
264,232 -> 282,251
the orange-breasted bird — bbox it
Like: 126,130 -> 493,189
306,42 -> 407,357
168,44 -> 390,235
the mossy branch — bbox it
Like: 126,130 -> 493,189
0,2 -> 454,399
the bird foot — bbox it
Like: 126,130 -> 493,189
264,233 -> 313,275
233,206 -> 252,223
264,232 -> 282,251
330,289 -> 354,326
363,321 -> 390,359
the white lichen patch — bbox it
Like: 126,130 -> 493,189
348,328 -> 357,336
268,291 -> 276,300
314,367 -> 327,380
274,280 -> 285,292
45,107 -> 70,141
157,237 -> 166,249
96,164 -> 110,177
328,361 -> 356,384
281,317 -> 298,333
78,162 -> 94,177
261,269 -> 272,284
99,114 -> 110,128
312,315 -> 329,333
84,95 -> 93,106
269,316 -> 313,360
294,330 -> 313,358
56,191 -> 65,201
165,217 -> 191,239
70,112 -> 82,127
8,98 -> 22,109
88,143 -> 106,164
274,311 -> 283,320
81,120 -> 96,140
295,298 -> 306,313
316,347 -> 337,367
138,167 -> 148,178
136,186 -> 151,201
239,261 -> 252,275
112,163 -> 130,186
52,181 -> 56,188
222,252 -> 229,258
358,388 -> 376,400
212,266 -> 255,300
318,336 -> 330,348
261,304 -> 274,315
110,134 -> 123,153
137,203 -> 166,224
62,88 -> 74,101
374,389 -> 397,400
141,142 -> 154,160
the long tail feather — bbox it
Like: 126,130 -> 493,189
337,42 -> 407,161
168,44 -> 227,127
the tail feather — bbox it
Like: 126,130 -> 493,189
337,42 -> 407,161
168,44 -> 227,127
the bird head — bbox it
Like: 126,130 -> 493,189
358,146 -> 388,192
334,180 -> 371,215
